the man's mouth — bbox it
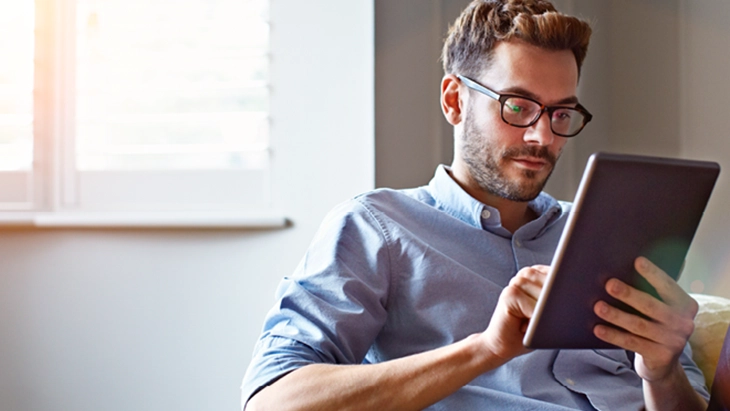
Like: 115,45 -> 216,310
511,156 -> 550,171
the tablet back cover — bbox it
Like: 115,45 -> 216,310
523,152 -> 720,349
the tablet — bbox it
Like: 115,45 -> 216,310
523,152 -> 720,349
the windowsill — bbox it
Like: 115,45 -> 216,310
0,211 -> 290,229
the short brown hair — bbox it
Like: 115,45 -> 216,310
442,0 -> 592,77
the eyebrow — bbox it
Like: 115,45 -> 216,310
500,86 -> 579,106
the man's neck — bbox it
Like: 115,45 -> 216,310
446,166 -> 538,234
483,194 -> 538,233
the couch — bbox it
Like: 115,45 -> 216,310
689,293 -> 730,409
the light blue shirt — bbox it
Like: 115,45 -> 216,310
241,165 -> 709,410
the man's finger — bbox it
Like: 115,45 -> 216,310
634,257 -> 698,315
509,265 -> 549,300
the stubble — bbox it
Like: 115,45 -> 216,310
460,106 -> 559,202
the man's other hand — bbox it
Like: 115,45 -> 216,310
592,256 -> 699,382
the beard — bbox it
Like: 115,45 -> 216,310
460,108 -> 559,202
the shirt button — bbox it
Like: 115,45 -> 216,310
481,209 -> 491,219
514,239 -> 522,248
566,378 -> 576,386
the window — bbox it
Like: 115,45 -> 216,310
0,0 -> 279,225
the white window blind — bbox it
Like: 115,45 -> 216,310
0,0 -> 275,222
0,3 -> 34,206
0,5 -> 33,172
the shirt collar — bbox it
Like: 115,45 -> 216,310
427,164 -> 565,237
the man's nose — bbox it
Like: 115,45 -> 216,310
523,111 -> 555,146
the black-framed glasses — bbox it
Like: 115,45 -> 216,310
457,74 -> 593,137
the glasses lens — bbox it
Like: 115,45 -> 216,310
502,97 -> 541,126
501,96 -> 588,137
550,108 -> 586,136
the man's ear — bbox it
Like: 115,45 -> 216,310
441,74 -> 463,126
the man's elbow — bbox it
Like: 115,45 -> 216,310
243,395 -> 257,411
244,388 -> 269,411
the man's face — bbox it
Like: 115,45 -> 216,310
455,40 -> 579,202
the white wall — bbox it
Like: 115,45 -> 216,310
0,1 -> 374,410
374,0 -> 464,189
677,0 -> 730,296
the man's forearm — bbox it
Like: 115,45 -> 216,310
642,361 -> 707,411
246,333 -> 506,411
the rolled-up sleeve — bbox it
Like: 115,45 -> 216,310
241,199 -> 393,408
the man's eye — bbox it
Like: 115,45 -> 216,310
553,110 -> 572,121
506,103 -> 523,113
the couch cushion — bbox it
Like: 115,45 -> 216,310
690,293 -> 730,389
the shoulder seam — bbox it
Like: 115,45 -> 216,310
353,197 -> 397,312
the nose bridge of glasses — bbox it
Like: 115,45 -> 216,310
522,106 -> 554,144
526,104 -> 550,127
536,107 -> 553,129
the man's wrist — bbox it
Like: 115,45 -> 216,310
465,333 -> 512,371
640,359 -> 683,385
641,360 -> 707,411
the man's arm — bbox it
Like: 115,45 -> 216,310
593,257 -> 708,411
246,265 -> 550,411
247,335 -> 500,411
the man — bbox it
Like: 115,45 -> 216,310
241,1 -> 710,409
